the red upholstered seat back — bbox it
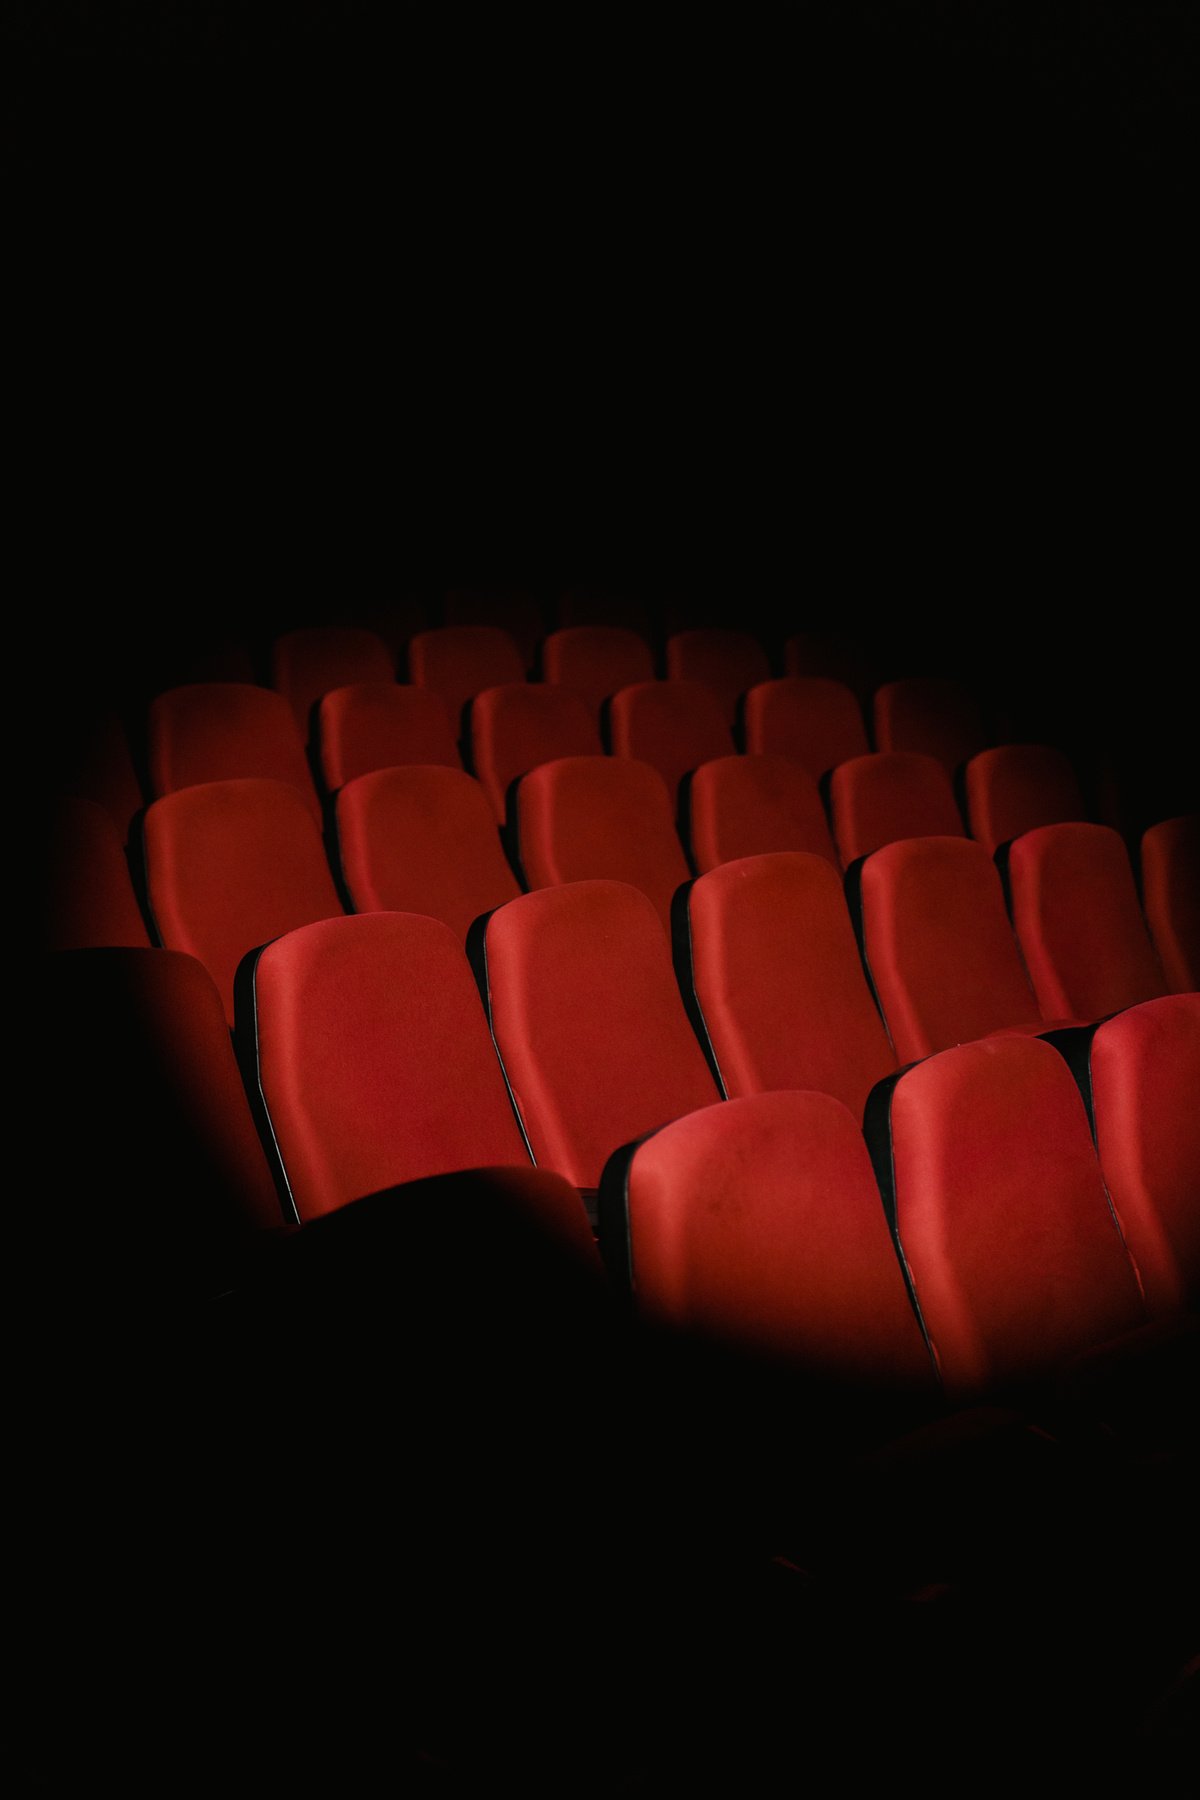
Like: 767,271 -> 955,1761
148,684 -> 321,821
687,755 -> 839,874
829,751 -> 965,865
270,627 -> 395,741
335,766 -> 520,939
743,677 -> 869,776
408,626 -> 526,729
144,778 -> 343,1024
444,589 -> 544,667
1006,822 -> 1168,1019
1140,814 -> 1199,995
514,757 -> 688,936
608,681 -> 734,800
665,629 -> 772,726
480,881 -> 721,1189
469,684 -> 602,821
684,853 -> 896,1117
317,682 -> 461,789
875,1036 -> 1146,1398
44,797 -> 150,950
541,626 -> 655,722
964,744 -> 1086,855
249,912 -> 531,1220
873,677 -> 988,774
56,711 -> 144,843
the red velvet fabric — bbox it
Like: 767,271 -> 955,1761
888,1037 -> 1146,1399
608,681 -> 734,799
317,682 -> 461,789
335,766 -> 519,939
144,778 -> 343,1024
665,630 -> 772,726
541,626 -> 655,721
1007,823 -> 1168,1019
623,1091 -> 933,1384
859,837 -> 1046,1063
444,589 -> 544,667
469,684 -> 601,821
1088,994 -> 1200,1314
58,712 -> 144,843
687,853 -> 896,1117
687,755 -> 839,873
44,798 -> 151,951
829,752 -> 965,865
742,677 -> 869,776
515,757 -> 688,936
148,684 -> 321,822
483,881 -> 720,1188
964,744 -> 1085,856
408,626 -> 526,727
251,913 -> 530,1220
270,627 -> 395,742
1141,814 -> 1199,994
873,678 -> 988,774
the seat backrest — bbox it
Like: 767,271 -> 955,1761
687,755 -> 839,873
408,626 -> 526,731
873,677 -> 988,774
54,710 -> 144,843
514,757 -> 688,937
478,881 -> 721,1189
665,629 -> 772,726
866,1035 -> 1146,1399
1140,814 -> 1199,995
829,751 -> 964,865
335,766 -> 520,940
317,682 -> 461,789
444,589 -> 544,667
270,627 -> 395,741
144,777 -> 343,1024
743,677 -> 869,776
541,626 -> 655,721
1005,822 -> 1168,1020
964,744 -> 1086,855
148,684 -> 320,821
43,797 -> 150,950
469,684 -> 602,821
851,836 -> 1043,1063
247,912 -> 531,1220
608,681 -> 734,800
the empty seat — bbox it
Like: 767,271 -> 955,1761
1084,995 -> 1200,1314
144,778 -> 343,1024
469,685 -> 602,822
408,626 -> 526,732
541,626 -> 655,722
599,1091 -> 934,1388
270,627 -> 395,741
444,589 -> 545,667
246,912 -> 532,1220
679,853 -> 897,1118
873,678 -> 988,774
335,766 -> 520,940
42,798 -> 150,951
608,681 -> 733,802
743,677 -> 869,776
55,711 -> 144,843
317,683 -> 461,790
1005,823 -> 1168,1020
851,836 -> 1064,1064
784,632 -> 880,704
476,881 -> 720,1190
964,744 -> 1086,855
665,629 -> 772,727
829,752 -> 964,865
865,1035 -> 1145,1399
555,589 -> 653,636
687,756 -> 839,873
513,757 -> 688,936
148,684 -> 321,822
1141,814 -> 1199,994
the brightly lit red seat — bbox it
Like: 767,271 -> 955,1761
270,627 -> 395,741
469,684 -> 601,821
687,755 -> 839,873
829,752 -> 964,865
742,677 -> 869,776
148,683 -> 321,821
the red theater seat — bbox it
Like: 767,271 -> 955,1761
873,678 -> 988,774
444,589 -> 544,668
541,626 -> 655,722
335,766 -> 520,940
246,912 -> 532,1220
477,881 -> 720,1190
514,757 -> 688,936
469,685 -> 601,822
1141,814 -> 1199,994
608,681 -> 734,802
317,683 -> 461,790
270,627 -> 395,741
599,1091 -> 935,1389
144,778 -> 343,1024
665,630 -> 772,727
687,755 -> 839,873
43,798 -> 150,951
1005,823 -> 1168,1020
679,853 -> 897,1117
851,836 -> 1062,1064
556,589 -> 653,636
148,684 -> 321,822
57,711 -> 144,843
409,626 -> 526,729
743,677 -> 869,776
866,1036 -> 1146,1400
964,744 -> 1086,856
829,752 -> 964,865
